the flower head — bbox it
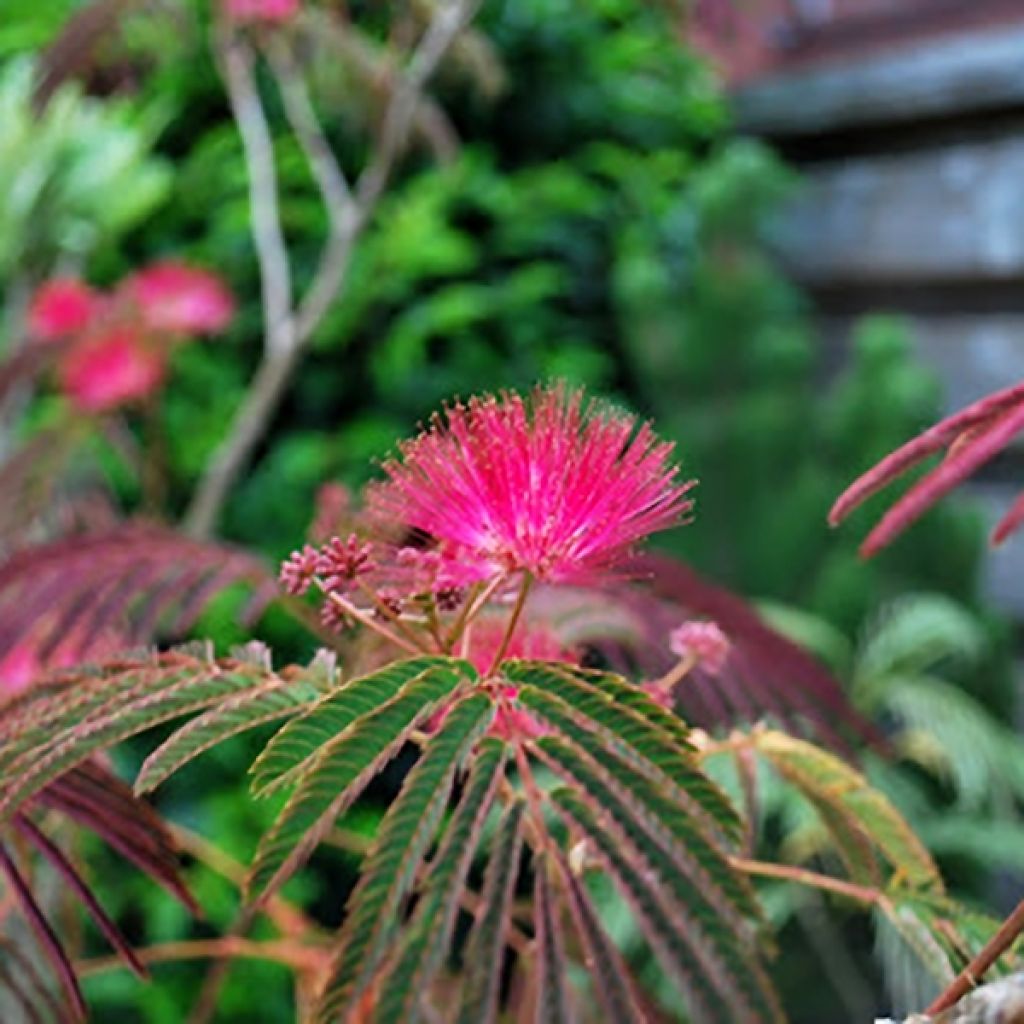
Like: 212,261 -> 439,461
58,326 -> 165,412
28,279 -> 102,341
669,620 -> 731,676
369,384 -> 694,584
126,262 -> 234,335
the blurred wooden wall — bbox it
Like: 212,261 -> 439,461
713,0 -> 1024,615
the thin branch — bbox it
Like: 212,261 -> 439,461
218,27 -> 293,355
729,856 -> 890,909
925,896 -> 1024,1015
76,936 -> 329,977
185,2 -> 478,539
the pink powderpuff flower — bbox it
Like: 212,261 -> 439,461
126,262 -> 234,336
224,0 -> 301,24
368,384 -> 695,584
58,326 -> 166,413
27,278 -> 102,341
669,620 -> 731,676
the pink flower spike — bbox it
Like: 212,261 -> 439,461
861,399 -> 1024,557
224,0 -> 300,24
669,620 -> 731,676
369,384 -> 695,584
830,380 -> 1024,527
27,279 -> 101,341
127,262 -> 234,336
58,327 -> 166,413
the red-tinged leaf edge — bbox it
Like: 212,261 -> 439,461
860,399 -> 1024,557
0,841 -> 87,1023
829,380 -> 1024,526
16,814 -> 148,979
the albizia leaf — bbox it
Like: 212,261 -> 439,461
16,815 -> 147,980
249,656 -> 453,797
0,843 -> 87,1023
247,662 -> 469,907
556,857 -> 646,1024
527,708 -> 760,927
829,380 -> 1024,526
535,741 -> 780,1023
533,863 -> 573,1024
372,739 -> 506,1024
39,762 -> 197,913
456,800 -> 526,1024
549,787 -> 728,1024
136,671 -> 323,795
507,661 -> 741,842
314,693 -> 494,1022
754,730 -> 941,890
859,399 -> 1024,557
0,658 -> 263,820
0,525 -> 276,666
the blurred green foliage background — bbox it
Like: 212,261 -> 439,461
0,1 -> 1019,1021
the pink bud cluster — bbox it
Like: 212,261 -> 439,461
27,262 -> 233,413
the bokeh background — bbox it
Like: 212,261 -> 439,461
2,1 -> 1024,1021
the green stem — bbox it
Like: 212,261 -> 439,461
486,572 -> 533,676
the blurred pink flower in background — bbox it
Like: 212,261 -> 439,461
27,261 -> 233,413
126,262 -> 235,335
224,0 -> 301,24
58,326 -> 166,412
27,278 -> 102,341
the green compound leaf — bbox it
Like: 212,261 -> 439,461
249,656 -> 456,797
0,657 -> 263,821
537,740 -> 779,1024
551,787 -> 785,1024
509,663 -> 741,842
754,729 -> 942,891
556,857 -> 645,1024
314,693 -> 494,1022
534,862 -> 573,1024
248,662 -> 470,907
527,703 -> 761,928
136,673 -> 322,795
456,799 -> 526,1024
372,739 -> 506,1024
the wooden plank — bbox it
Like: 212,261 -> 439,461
772,138 -> 1024,284
823,315 -> 1024,417
734,23 -> 1024,136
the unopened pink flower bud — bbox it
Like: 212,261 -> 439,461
668,620 -> 731,676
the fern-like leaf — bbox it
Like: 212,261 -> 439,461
556,856 -> 646,1024
0,656 -> 265,819
247,661 -> 470,907
550,787 -> 729,1024
754,730 -> 941,890
536,741 -> 780,1023
507,661 -> 741,842
534,862 -> 573,1024
456,799 -> 526,1024
314,693 -> 495,1021
0,525 -> 276,667
136,670 -> 324,795
249,655 -> 451,797
372,739 -> 506,1024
